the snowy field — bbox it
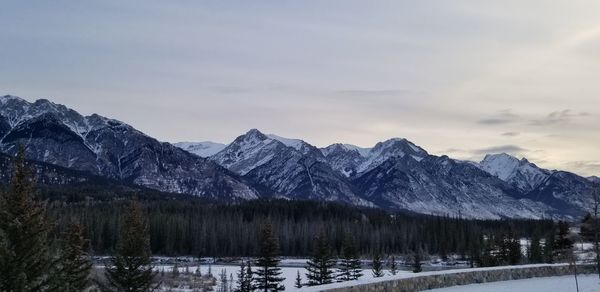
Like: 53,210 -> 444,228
154,264 -> 413,291
426,275 -> 600,292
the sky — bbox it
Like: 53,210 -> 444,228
1,1 -> 599,176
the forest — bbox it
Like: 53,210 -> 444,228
47,193 -> 556,258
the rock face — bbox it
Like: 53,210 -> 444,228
352,155 -> 551,219
480,153 -> 551,193
1,95 -> 596,219
211,129 -> 369,205
0,95 -> 258,200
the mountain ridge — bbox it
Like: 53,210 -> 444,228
2,95 -> 597,219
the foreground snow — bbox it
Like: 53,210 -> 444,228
426,275 -> 600,292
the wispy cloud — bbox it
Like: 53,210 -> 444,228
477,109 -> 520,125
529,109 -> 590,126
501,132 -> 520,137
472,145 -> 528,155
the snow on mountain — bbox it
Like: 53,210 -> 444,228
0,95 -> 259,200
2,95 -> 596,219
174,141 -> 226,157
266,134 -> 303,150
321,138 -> 428,177
480,153 -> 550,193
352,154 -> 553,219
589,176 -> 600,184
211,129 -> 369,205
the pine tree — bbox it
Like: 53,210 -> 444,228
412,249 -> 423,273
337,235 -> 361,281
543,231 -> 555,264
372,253 -> 384,277
389,255 -> 398,275
554,221 -> 574,261
236,261 -> 253,292
102,199 -> 157,291
52,222 -> 93,291
305,232 -> 336,286
507,236 -> 522,265
244,262 -> 253,291
0,147 -> 54,291
219,269 -> 228,292
254,223 -> 284,291
528,233 -> 543,263
294,270 -> 302,288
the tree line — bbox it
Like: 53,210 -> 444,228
47,196 -> 555,258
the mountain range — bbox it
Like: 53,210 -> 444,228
1,95 -> 598,219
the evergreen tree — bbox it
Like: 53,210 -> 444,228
554,221 -> 574,261
371,253 -> 384,278
507,236 -> 522,265
389,255 -> 398,275
254,223 -> 284,291
244,262 -> 253,291
219,269 -> 228,292
306,232 -> 336,286
0,147 -> 53,291
102,199 -> 157,291
412,249 -> 423,273
543,231 -> 555,264
294,271 -> 302,288
52,222 -> 93,291
337,235 -> 362,281
236,261 -> 253,292
528,233 -> 543,263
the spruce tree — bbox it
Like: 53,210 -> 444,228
412,249 -> 423,273
244,262 -> 253,291
371,253 -> 384,278
0,147 -> 53,291
389,255 -> 398,275
254,223 -> 284,291
52,222 -> 93,291
543,232 -> 555,264
528,233 -> 543,263
294,270 -> 302,288
305,232 -> 336,286
102,199 -> 157,291
337,235 -> 361,281
236,261 -> 253,292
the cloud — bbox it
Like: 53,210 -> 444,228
501,132 -> 520,137
477,109 -> 520,125
529,109 -> 590,126
472,145 -> 528,155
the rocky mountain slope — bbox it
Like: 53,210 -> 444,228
2,95 -> 597,219
0,95 -> 258,200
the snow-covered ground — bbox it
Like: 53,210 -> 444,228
426,275 -> 600,292
154,264 -> 413,291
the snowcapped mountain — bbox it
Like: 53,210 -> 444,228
2,94 -> 596,219
352,155 -> 552,219
210,129 -> 369,205
321,138 -> 428,177
174,141 -> 227,157
0,95 -> 259,200
479,153 -> 551,193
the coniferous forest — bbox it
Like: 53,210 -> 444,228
45,189 -> 555,258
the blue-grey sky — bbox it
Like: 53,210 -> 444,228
1,1 -> 600,176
